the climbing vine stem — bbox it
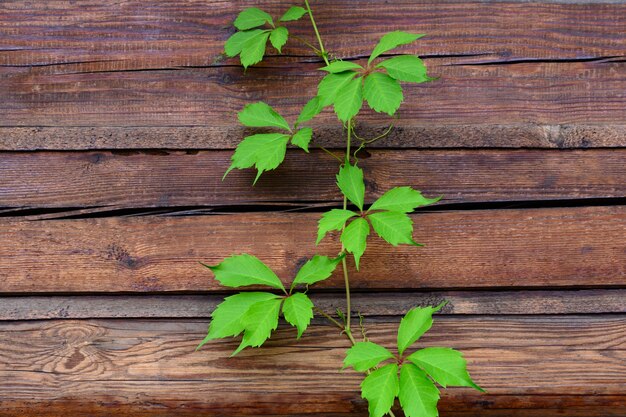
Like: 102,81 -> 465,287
342,118 -> 353,337
304,0 -> 330,65
202,3 -> 485,417
300,2 -> 355,342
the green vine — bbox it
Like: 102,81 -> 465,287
199,3 -> 484,416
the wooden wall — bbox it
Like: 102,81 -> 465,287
1,0 -> 625,415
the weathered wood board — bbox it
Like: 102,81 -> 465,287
0,0 -> 625,415
0,0 -> 625,149
1,317 -> 625,416
0,149 -> 625,210
1,206 -> 624,293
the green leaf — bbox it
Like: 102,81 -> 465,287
370,186 -> 441,213
399,364 -> 440,417
341,217 -> 370,270
376,55 -> 429,83
363,72 -> 403,116
292,255 -> 342,288
238,102 -> 290,130
319,61 -> 364,73
368,31 -> 425,64
296,96 -> 324,125
197,292 -> 280,349
226,133 -> 290,183
282,292 -> 314,338
234,7 -> 274,30
333,76 -> 363,122
337,163 -> 365,211
240,31 -> 271,68
280,6 -> 307,22
204,254 -> 285,291
344,341 -> 395,372
368,211 -> 420,246
270,27 -> 289,53
318,71 -> 357,107
291,127 -> 313,152
361,364 -> 399,417
397,303 -> 445,356
233,297 -> 283,355
408,347 -> 484,391
317,209 -> 358,244
225,29 -> 268,57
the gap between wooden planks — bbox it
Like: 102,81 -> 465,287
0,206 -> 624,293
2,289 -> 625,320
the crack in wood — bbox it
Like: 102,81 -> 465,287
446,55 -> 626,66
1,197 -> 625,221
7,52 -> 621,74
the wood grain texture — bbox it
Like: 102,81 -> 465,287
0,316 -> 624,415
0,61 -> 623,148
2,289 -> 625,320
1,0 -> 625,149
3,0 -> 624,66
1,1 -> 625,414
2,149 -> 625,210
1,206 -> 624,293
1,59 -> 621,129
2,124 -> 626,150
4,400 -> 626,417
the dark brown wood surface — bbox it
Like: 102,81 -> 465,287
1,0 -> 625,415
1,206 -> 624,293
3,289 -> 626,320
1,0 -> 625,149
1,317 -> 625,416
1,149 -> 625,210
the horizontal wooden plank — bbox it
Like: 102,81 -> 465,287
0,316 -> 624,415
1,61 -> 623,149
1,206 -> 624,293
1,0 -> 625,149
3,0 -> 624,66
2,289 -> 625,320
1,124 -> 626,150
2,149 -> 625,210
4,399 -> 626,417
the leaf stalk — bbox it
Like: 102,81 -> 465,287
304,0 -> 330,65
342,118 -> 354,337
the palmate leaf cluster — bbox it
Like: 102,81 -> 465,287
317,163 -> 441,268
344,304 -> 484,417
224,25 -> 434,182
198,253 -> 342,355
225,6 -> 307,68
319,31 -> 433,121
224,101 -> 313,184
